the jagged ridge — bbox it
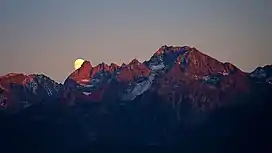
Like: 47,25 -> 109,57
0,45 -> 271,113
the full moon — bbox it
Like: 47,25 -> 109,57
74,58 -> 85,70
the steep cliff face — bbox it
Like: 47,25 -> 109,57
68,61 -> 93,84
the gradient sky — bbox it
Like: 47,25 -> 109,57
0,0 -> 271,82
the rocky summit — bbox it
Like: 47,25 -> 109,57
0,46 -> 271,153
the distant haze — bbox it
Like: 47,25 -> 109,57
1,0 -> 271,82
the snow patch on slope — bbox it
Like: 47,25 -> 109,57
150,63 -> 165,71
83,92 -> 92,96
122,73 -> 155,101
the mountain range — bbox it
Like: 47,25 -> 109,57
0,45 -> 271,153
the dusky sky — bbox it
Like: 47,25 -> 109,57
0,0 -> 271,82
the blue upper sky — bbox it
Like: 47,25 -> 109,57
0,0 -> 271,82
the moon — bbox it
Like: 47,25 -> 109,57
74,58 -> 85,70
